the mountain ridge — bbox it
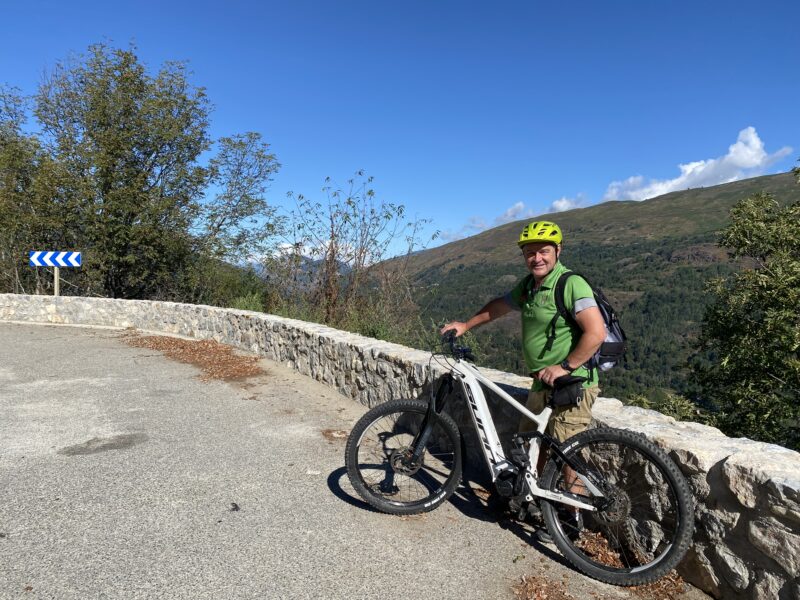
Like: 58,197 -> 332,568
406,171 -> 798,275
404,170 -> 800,401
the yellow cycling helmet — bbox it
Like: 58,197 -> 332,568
517,221 -> 563,248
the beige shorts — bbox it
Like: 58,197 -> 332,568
518,386 -> 599,442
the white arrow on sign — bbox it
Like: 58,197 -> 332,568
29,251 -> 82,268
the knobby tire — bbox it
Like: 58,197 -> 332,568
345,399 -> 463,516
540,427 -> 694,586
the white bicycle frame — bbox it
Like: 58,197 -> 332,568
448,357 -> 602,512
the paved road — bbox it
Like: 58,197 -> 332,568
0,323 -> 705,600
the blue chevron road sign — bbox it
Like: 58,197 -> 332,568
29,251 -> 82,268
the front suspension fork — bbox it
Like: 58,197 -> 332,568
408,374 -> 454,464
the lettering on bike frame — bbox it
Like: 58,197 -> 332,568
450,358 -> 600,512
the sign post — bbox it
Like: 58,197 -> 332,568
29,251 -> 82,296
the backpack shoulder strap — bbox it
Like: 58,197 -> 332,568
541,271 -> 577,354
553,271 -> 577,325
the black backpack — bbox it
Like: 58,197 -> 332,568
535,271 -> 627,372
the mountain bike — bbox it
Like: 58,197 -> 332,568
344,333 -> 694,586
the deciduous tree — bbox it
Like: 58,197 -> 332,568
0,86 -> 73,294
695,170 -> 800,449
34,44 -> 211,298
271,172 -> 435,341
198,132 -> 281,264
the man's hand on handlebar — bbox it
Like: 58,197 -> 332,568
437,323 -> 475,361
439,322 -> 468,337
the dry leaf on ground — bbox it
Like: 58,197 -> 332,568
513,574 -> 575,600
629,570 -> 687,600
121,331 -> 264,382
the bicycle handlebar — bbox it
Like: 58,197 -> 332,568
440,329 -> 476,362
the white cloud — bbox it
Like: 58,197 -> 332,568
440,216 -> 487,242
438,231 -> 464,242
547,193 -> 589,213
442,194 -> 593,241
441,202 -> 536,241
493,201 -> 532,225
604,127 -> 792,201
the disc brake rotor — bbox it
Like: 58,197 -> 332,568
593,486 -> 654,564
594,487 -> 631,526
390,447 -> 423,476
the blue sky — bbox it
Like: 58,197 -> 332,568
2,0 -> 798,246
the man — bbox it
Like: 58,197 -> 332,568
440,220 -> 605,538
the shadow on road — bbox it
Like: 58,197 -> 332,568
449,475 -> 574,570
327,466 -> 383,513
327,465 -> 573,571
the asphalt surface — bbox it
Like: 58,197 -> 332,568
0,323 -> 708,600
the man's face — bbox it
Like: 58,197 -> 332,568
521,242 -> 560,280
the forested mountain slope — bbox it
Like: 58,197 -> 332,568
407,171 -> 800,401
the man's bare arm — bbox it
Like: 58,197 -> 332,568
565,306 -> 606,368
440,297 -> 514,337
535,305 -> 605,386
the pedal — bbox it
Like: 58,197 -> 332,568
510,499 -> 541,523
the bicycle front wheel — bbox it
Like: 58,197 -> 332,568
540,427 -> 694,586
345,399 -> 462,515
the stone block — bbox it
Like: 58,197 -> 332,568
698,506 -> 740,540
690,476 -> 713,502
722,445 -> 800,511
752,570 -> 783,600
664,434 -> 743,476
411,363 -> 426,387
713,544 -> 751,591
748,517 -> 800,577
375,360 -> 391,378
681,544 -> 722,598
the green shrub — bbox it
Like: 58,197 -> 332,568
229,292 -> 265,313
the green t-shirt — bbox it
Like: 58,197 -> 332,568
508,261 -> 598,391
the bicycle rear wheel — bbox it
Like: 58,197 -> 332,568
540,427 -> 694,586
345,398 -> 462,515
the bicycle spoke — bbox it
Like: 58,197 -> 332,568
539,428 -> 692,584
347,399 -> 462,512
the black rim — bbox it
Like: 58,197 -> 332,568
355,410 -> 458,507
549,437 -> 682,574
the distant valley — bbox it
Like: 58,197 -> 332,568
405,171 -> 800,402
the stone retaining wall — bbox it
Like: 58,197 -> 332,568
2,294 -> 798,599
